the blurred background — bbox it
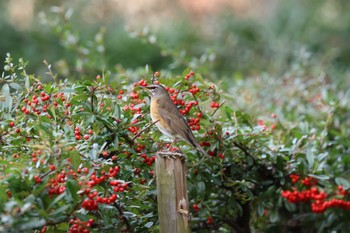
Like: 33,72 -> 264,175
1,0 -> 350,83
1,1 -> 350,231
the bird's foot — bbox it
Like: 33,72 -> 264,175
157,150 -> 185,159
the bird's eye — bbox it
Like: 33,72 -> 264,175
148,86 -> 156,89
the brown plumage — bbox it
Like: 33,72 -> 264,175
141,84 -> 209,158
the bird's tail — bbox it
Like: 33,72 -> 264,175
184,129 -> 210,158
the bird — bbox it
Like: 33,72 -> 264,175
141,84 -> 209,158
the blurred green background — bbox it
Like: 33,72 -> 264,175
1,0 -> 350,83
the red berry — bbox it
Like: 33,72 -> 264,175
9,121 -> 15,128
154,71 -> 160,77
207,216 -> 213,225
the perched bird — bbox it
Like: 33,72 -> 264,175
141,84 -> 209,158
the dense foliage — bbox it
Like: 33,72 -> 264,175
1,1 -> 350,232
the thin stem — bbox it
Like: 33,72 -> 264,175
113,202 -> 133,232
211,100 -> 226,116
132,120 -> 159,141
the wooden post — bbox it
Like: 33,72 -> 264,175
156,152 -> 190,233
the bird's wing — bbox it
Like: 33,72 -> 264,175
156,97 -> 198,148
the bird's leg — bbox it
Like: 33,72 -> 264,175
158,150 -> 184,159
157,139 -> 184,159
167,139 -> 177,151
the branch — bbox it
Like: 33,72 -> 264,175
190,93 -> 206,119
132,120 -> 159,141
113,202 -> 133,232
232,141 -> 251,157
232,141 -> 257,166
210,100 -> 226,116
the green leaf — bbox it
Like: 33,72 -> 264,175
335,177 -> 350,190
9,82 -> 22,90
25,75 -> 30,91
6,95 -> 13,113
306,147 -> 314,169
48,204 -> 71,218
66,180 -> 79,202
197,181 -> 205,199
2,83 -> 10,94
224,106 -> 234,120
47,192 -> 66,210
269,209 -> 279,223
308,174 -> 329,180
257,203 -> 264,216
89,143 -> 99,160
19,219 -> 46,231
37,123 -> 54,143
70,150 -> 82,170
145,221 -> 154,228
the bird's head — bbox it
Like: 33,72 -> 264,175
140,84 -> 168,98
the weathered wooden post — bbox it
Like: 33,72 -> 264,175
156,152 -> 190,233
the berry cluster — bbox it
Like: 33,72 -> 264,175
20,88 -> 71,120
117,90 -> 124,99
189,84 -> 200,95
34,175 -> 42,183
282,174 -> 350,214
74,126 -> 93,141
184,70 -> 195,80
31,149 -> 42,163
187,113 -> 202,131
257,113 -> 277,131
68,218 -> 94,233
281,187 -> 327,203
140,153 -> 156,166
47,170 -> 67,196
127,119 -> 140,135
210,102 -> 219,108
80,166 -> 124,211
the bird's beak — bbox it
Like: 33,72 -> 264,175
139,85 -> 151,94
140,85 -> 153,90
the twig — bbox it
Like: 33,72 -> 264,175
211,100 -> 226,116
132,120 -> 159,141
190,93 -> 207,119
232,141 -> 251,158
43,60 -> 58,85
89,86 -> 98,114
232,141 -> 258,166
113,202 -> 133,232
